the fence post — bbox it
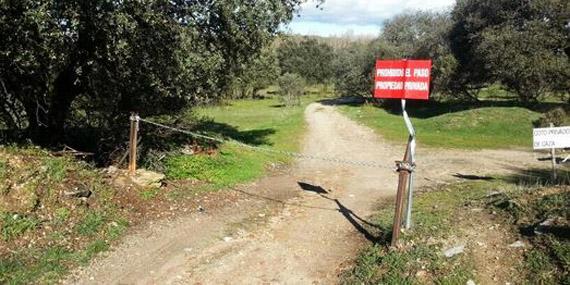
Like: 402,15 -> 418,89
128,113 -> 139,175
391,141 -> 411,247
550,123 -> 557,181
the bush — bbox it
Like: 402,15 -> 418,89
534,107 -> 570,128
278,73 -> 305,107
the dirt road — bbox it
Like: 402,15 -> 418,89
65,102 -> 540,284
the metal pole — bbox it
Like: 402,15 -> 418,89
550,123 -> 557,182
401,100 -> 416,229
391,141 -> 411,247
128,113 -> 139,175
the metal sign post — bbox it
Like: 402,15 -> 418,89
374,59 -> 431,247
401,99 -> 416,229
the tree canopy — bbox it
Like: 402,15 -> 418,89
277,37 -> 335,84
449,0 -> 570,103
0,0 -> 306,144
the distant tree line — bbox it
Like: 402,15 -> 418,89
238,0 -> 568,105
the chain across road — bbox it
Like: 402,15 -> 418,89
136,116 -> 399,170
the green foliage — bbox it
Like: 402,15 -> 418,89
449,0 -> 570,103
278,73 -> 306,107
330,11 -> 456,99
483,182 -> 569,284
332,41 -> 380,97
341,182 -> 486,284
140,188 -> 161,201
534,107 -> 570,128
525,248 -> 559,284
0,247 -> 73,284
54,207 -> 70,224
277,37 -> 334,84
340,104 -> 540,149
75,212 -> 105,236
43,157 -> 67,183
228,48 -> 280,99
381,11 -> 457,96
0,147 -> 140,283
163,96 -> 317,192
344,177 -> 569,284
1,213 -> 39,241
165,147 -> 265,188
0,0 -> 304,145
77,240 -> 110,265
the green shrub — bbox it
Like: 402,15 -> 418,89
278,73 -> 305,107
534,107 -> 570,128
1,214 -> 39,241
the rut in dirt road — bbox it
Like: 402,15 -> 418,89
65,102 -> 540,285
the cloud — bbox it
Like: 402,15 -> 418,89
289,0 -> 454,36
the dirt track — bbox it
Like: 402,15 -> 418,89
65,102 -> 540,284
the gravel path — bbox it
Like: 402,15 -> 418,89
64,102 -> 540,284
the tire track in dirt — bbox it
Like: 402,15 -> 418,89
65,102 -> 541,284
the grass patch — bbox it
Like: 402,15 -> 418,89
165,145 -> 267,187
339,104 -> 540,149
0,247 -> 73,284
1,214 -> 39,241
0,147 -> 129,284
484,180 -> 569,284
343,176 -> 569,284
140,188 -> 161,200
342,181 -> 493,284
75,211 -> 106,236
163,95 -> 320,190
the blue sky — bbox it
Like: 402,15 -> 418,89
286,0 -> 455,37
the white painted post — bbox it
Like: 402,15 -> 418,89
550,123 -> 557,181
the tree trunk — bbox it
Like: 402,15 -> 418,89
23,65 -> 79,146
45,65 -> 80,145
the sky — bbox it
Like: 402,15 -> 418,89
287,0 -> 455,37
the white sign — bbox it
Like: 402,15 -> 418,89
533,126 -> 570,149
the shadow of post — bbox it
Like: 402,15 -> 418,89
298,181 -> 389,245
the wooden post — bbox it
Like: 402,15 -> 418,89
391,141 -> 411,247
128,113 -> 139,175
550,123 -> 557,182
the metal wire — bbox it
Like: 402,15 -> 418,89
137,116 -> 396,170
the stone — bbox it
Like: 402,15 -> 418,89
130,169 -> 165,188
508,241 -> 525,248
63,186 -> 92,198
466,280 -> 476,285
534,218 -> 555,235
443,245 -> 465,258
486,191 -> 502,197
105,166 -> 119,175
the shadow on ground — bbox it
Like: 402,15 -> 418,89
231,181 -> 390,245
193,120 -> 275,146
503,166 -> 570,186
453,173 -> 495,181
319,96 -> 567,119
297,182 -> 328,194
299,182 -> 389,245
0,117 -> 276,168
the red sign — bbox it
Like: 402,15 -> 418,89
374,59 -> 432,100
